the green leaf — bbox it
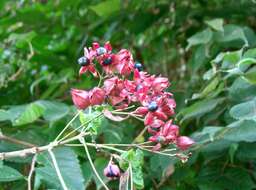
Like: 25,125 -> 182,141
230,98 -> 256,120
186,28 -> 213,50
229,77 -> 256,101
8,31 -> 37,48
197,167 -> 255,190
193,77 -> 219,99
93,158 -> 109,190
215,24 -> 248,46
13,102 -> 45,126
35,147 -> 85,190
90,0 -> 120,17
79,110 -> 103,135
205,18 -> 224,32
228,143 -> 238,163
236,142 -> 256,160
119,149 -> 144,189
81,162 -> 93,189
36,100 -> 69,121
243,67 -> 256,84
0,165 -> 23,182
224,120 -> 256,143
178,98 -> 225,122
0,109 -> 12,121
221,50 -> 242,70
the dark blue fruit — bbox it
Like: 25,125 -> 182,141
102,57 -> 112,65
148,101 -> 158,112
77,56 -> 90,66
96,47 -> 107,55
134,62 -> 143,71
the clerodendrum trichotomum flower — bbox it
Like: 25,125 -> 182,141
71,41 -> 195,173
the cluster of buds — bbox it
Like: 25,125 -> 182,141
71,41 -> 194,152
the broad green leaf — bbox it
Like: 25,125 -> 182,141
221,50 -> 242,70
224,120 -> 256,143
36,100 -> 69,121
92,158 -> 109,190
178,98 -> 225,122
230,98 -> 256,120
243,67 -> 256,84
186,28 -> 213,50
0,165 -> 23,182
194,77 -> 219,99
119,149 -> 144,189
90,0 -> 120,17
81,162 -> 93,189
215,24 -> 248,46
0,109 -> 12,121
229,77 -> 256,101
8,31 -> 37,48
79,110 -> 103,135
243,48 -> 256,59
237,58 -> 256,71
236,142 -> 256,161
197,167 -> 255,190
35,147 -> 85,190
13,102 -> 45,126
228,143 -> 238,163
80,158 -> 109,190
205,18 -> 224,32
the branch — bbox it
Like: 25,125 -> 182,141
27,154 -> 37,190
0,132 -> 89,160
0,133 -> 35,148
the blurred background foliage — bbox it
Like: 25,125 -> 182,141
0,0 -> 256,189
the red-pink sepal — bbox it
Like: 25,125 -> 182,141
70,89 -> 90,110
134,107 -> 148,115
176,136 -> 195,150
89,87 -> 105,105
104,41 -> 112,52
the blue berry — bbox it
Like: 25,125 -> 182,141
134,62 -> 143,71
136,84 -> 143,91
157,136 -> 166,143
96,47 -> 107,55
102,57 -> 112,66
77,56 -> 90,66
148,101 -> 158,112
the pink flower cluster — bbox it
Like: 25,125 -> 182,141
71,42 -> 194,151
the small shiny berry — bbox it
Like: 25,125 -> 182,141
96,47 -> 107,55
148,101 -> 158,112
77,56 -> 90,66
134,62 -> 143,71
157,136 -> 166,143
102,57 -> 112,66
136,84 -> 143,91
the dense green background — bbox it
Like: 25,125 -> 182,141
1,0 -> 256,189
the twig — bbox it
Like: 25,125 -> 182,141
0,133 -> 35,148
59,113 -> 103,142
132,126 -> 148,144
129,164 -> 133,190
27,154 -> 37,190
79,137 -> 110,190
0,132 -> 89,160
65,143 -> 125,153
54,110 -> 81,141
8,67 -> 24,82
48,148 -> 68,190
